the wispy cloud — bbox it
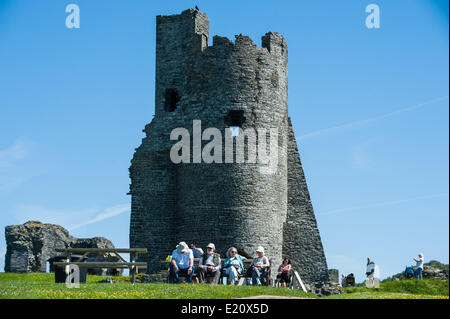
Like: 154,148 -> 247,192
0,137 -> 38,193
68,204 -> 130,231
298,96 -> 449,140
320,193 -> 449,216
11,203 -> 130,232
0,137 -> 34,168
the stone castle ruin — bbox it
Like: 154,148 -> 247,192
129,8 -> 329,283
4,221 -> 121,276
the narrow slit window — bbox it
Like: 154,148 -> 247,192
164,88 -> 180,112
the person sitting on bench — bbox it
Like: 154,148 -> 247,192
276,258 -> 291,288
223,247 -> 245,285
198,243 -> 221,285
189,243 -> 204,259
170,241 -> 194,284
249,246 -> 270,286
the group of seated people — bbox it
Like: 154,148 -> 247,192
169,241 -> 292,287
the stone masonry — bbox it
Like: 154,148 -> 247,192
4,221 -> 121,275
129,9 -> 329,284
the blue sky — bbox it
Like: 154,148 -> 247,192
0,0 -> 448,282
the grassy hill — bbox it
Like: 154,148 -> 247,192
382,260 -> 449,282
0,273 -> 448,299
326,279 -> 449,299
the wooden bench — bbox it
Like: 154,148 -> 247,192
161,257 -> 272,286
53,248 -> 148,284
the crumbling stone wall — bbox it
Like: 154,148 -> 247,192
129,8 -> 329,284
282,118 -> 329,283
4,221 -> 121,275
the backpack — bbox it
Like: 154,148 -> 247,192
405,266 -> 414,278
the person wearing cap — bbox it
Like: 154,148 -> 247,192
198,243 -> 222,285
170,241 -> 195,284
249,246 -> 270,286
223,247 -> 245,285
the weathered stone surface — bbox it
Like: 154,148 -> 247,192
305,282 -> 345,297
134,272 -> 169,284
129,8 -> 329,284
4,221 -> 122,275
423,266 -> 449,280
328,269 -> 339,284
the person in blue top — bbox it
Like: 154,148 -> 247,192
365,257 -> 375,285
170,242 -> 195,284
189,243 -> 204,259
223,247 -> 245,285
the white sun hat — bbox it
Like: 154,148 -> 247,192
176,241 -> 189,253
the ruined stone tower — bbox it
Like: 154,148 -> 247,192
129,9 -> 329,283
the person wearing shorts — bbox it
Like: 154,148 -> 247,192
276,258 -> 291,288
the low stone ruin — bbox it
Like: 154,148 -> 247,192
4,221 -> 122,276
422,265 -> 449,280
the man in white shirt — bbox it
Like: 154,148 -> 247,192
198,243 -> 222,285
170,241 -> 194,283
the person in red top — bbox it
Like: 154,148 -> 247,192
276,258 -> 291,288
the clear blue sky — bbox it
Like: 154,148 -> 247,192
0,0 -> 448,282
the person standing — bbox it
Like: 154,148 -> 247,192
366,257 -> 375,285
413,253 -> 424,280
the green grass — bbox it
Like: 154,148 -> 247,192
324,279 -> 449,299
0,273 -> 315,299
0,273 -> 448,299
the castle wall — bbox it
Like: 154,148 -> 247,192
129,150 -> 177,271
129,9 -> 328,282
283,118 -> 329,283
